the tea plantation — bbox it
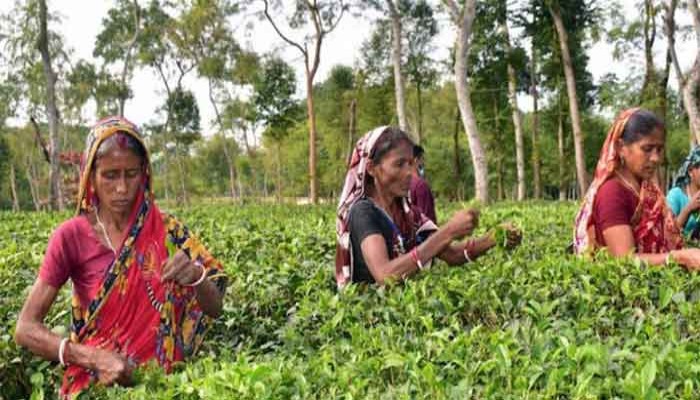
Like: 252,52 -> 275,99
3,202 -> 700,399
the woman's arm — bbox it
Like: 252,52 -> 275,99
436,235 -> 496,265
15,279 -> 133,385
361,223 -> 464,284
602,225 -> 700,269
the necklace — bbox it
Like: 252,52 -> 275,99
95,207 -> 117,255
615,171 -> 641,198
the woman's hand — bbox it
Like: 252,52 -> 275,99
161,250 -> 203,286
493,223 -> 522,250
685,190 -> 700,213
90,347 -> 134,386
670,249 -> 700,271
446,208 -> 479,239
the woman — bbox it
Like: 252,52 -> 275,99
335,126 -> 521,288
14,117 -> 227,398
667,146 -> 700,238
573,108 -> 700,268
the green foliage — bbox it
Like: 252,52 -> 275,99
5,203 -> 700,398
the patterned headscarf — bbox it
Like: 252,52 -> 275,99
335,126 -> 436,288
673,146 -> 700,188
573,108 -> 682,254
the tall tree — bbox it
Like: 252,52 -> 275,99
94,0 -> 141,116
499,1 -> 526,200
171,0 -> 245,199
252,56 -> 299,200
37,0 -> 62,210
549,0 -> 587,196
668,0 -> 700,143
404,0 -> 438,143
443,0 -> 489,203
262,0 -> 346,204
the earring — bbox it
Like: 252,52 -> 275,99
620,157 -> 626,167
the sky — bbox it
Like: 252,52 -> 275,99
0,0 -> 696,134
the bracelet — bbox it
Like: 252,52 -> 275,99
463,241 -> 473,263
410,247 -> 424,270
58,337 -> 69,367
185,263 -> 208,287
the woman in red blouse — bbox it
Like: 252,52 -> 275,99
573,108 -> 700,269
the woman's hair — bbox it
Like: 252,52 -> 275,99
369,127 -> 414,165
621,109 -> 665,144
95,131 -> 147,163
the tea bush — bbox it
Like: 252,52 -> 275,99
3,202 -> 700,399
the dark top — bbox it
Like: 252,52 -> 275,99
348,199 -> 396,284
591,178 -> 639,246
410,175 -> 436,223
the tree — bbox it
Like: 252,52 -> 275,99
252,56 -> 299,200
443,0 -> 489,203
37,0 -> 62,210
94,0 -> 141,116
549,0 -> 588,196
499,0 -> 526,200
171,0 -> 245,199
667,0 -> 700,143
404,0 -> 438,144
262,0 -> 347,203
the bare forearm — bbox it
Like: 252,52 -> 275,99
15,320 -> 95,369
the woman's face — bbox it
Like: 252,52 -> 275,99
368,140 -> 414,199
92,145 -> 144,216
618,127 -> 665,181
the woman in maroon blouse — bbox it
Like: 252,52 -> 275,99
573,108 -> 700,269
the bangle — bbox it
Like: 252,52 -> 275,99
410,247 -> 424,270
185,263 -> 208,287
58,337 -> 69,367
463,241 -> 473,263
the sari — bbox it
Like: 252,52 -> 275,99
335,126 -> 437,288
61,116 -> 227,398
573,108 -> 682,254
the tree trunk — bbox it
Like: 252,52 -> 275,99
305,69 -> 319,203
446,0 -> 489,203
387,0 -> 409,133
531,40 -> 542,199
38,0 -> 62,211
347,98 -> 357,165
453,107 -> 463,201
493,97 -> 503,201
10,164 -> 20,212
502,17 -> 526,201
558,100 -> 567,201
25,162 -> 41,211
686,0 -> 700,143
550,3 -> 588,195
